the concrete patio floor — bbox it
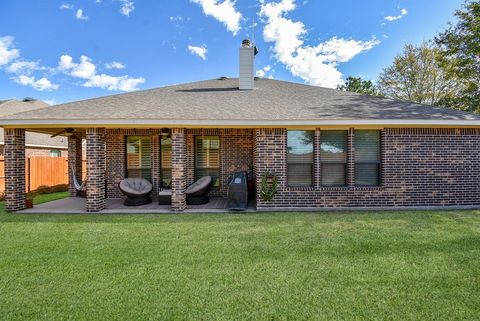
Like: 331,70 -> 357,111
19,197 -> 257,214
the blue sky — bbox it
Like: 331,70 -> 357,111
0,0 -> 463,105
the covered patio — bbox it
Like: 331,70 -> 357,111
18,197 -> 257,214
3,126 -> 257,213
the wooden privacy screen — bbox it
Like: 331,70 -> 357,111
0,156 -> 86,195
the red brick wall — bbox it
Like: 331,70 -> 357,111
255,128 -> 480,208
86,128 -> 106,212
4,129 -> 26,211
185,129 -> 253,197
102,127 -> 480,208
171,128 -> 186,211
104,128 -> 254,199
105,129 -> 162,199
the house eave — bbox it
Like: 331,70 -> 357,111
2,118 -> 480,129
0,142 -> 67,149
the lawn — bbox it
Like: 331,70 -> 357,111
0,195 -> 479,320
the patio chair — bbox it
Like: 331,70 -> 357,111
119,178 -> 153,206
186,176 -> 213,205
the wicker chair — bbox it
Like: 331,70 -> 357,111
119,178 -> 153,206
186,176 -> 213,205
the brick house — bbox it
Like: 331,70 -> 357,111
1,41 -> 480,213
0,99 -> 68,157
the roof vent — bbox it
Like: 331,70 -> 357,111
218,76 -> 228,80
22,97 -> 36,102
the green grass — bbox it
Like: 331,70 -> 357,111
0,198 -> 479,320
32,191 -> 69,205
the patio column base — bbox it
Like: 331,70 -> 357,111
171,128 -> 186,211
86,128 -> 106,212
4,128 -> 26,212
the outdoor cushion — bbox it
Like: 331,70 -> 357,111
158,189 -> 172,196
186,176 -> 212,195
158,189 -> 172,205
119,178 -> 153,196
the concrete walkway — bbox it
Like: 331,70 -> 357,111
19,197 -> 257,214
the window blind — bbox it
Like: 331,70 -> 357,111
320,131 -> 347,186
287,130 -> 314,187
160,137 -> 172,188
195,136 -> 220,186
126,136 -> 152,181
355,130 -> 380,186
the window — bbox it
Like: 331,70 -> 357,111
49,149 -> 61,157
195,136 -> 220,187
126,136 -> 152,181
355,130 -> 381,186
287,130 -> 314,187
160,136 -> 172,188
320,131 -> 347,186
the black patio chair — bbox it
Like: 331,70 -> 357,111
186,176 -> 213,205
119,177 -> 153,206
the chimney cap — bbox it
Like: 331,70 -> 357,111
241,39 -> 251,48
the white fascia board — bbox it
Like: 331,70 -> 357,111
0,142 -> 67,149
1,118 -> 480,127
25,144 -> 68,149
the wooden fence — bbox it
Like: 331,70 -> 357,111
0,156 -> 86,195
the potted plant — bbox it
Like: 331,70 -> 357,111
26,191 -> 36,209
260,171 -> 278,202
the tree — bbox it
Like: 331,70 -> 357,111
376,43 -> 459,106
337,76 -> 378,96
435,0 -> 480,112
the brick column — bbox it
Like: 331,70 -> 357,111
151,134 -> 160,195
347,128 -> 355,188
86,128 -> 106,212
171,128 -> 186,211
4,128 -> 26,211
68,133 -> 83,197
315,128 -> 321,189
254,128 -> 286,208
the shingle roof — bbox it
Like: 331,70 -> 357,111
0,100 -> 67,148
0,99 -> 50,117
1,78 -> 479,126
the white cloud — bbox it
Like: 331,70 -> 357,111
5,60 -> 44,74
59,3 -> 74,10
59,55 -> 96,79
190,0 -> 242,35
0,36 -> 20,66
188,45 -> 208,60
84,74 -> 145,91
105,61 -> 126,69
58,54 -> 145,91
0,36 -> 58,91
256,65 -> 273,78
384,8 -> 407,22
13,75 -> 59,91
259,0 -> 379,88
76,9 -> 88,20
256,69 -> 266,77
44,99 -> 57,106
120,0 -> 135,16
